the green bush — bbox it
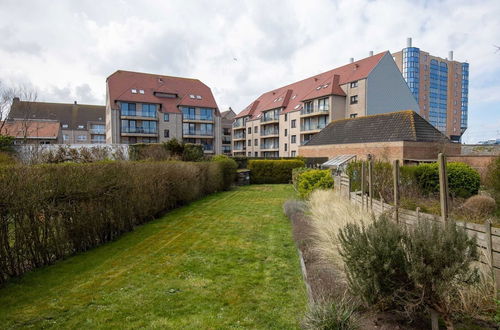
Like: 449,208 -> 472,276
303,297 -> 359,330
0,135 -> 14,153
0,160 -> 229,284
297,169 -> 334,198
129,143 -> 170,161
248,159 -> 305,184
211,155 -> 237,190
339,217 -> 479,326
182,143 -> 204,161
414,162 -> 480,198
165,138 -> 184,157
485,157 -> 500,201
0,152 -> 15,165
292,167 -> 311,189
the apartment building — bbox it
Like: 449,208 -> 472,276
393,38 -> 469,141
6,98 -> 106,144
221,108 -> 236,155
106,70 -> 221,154
233,51 -> 419,157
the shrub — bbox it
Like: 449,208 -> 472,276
0,135 -> 14,152
292,167 -> 311,189
0,160 -> 228,284
129,143 -> 170,161
339,217 -> 480,327
302,296 -> 359,330
485,157 -> 500,200
165,138 -> 184,157
461,195 -> 496,219
297,170 -> 334,198
283,199 -> 306,220
414,162 -> 480,198
211,155 -> 237,190
182,143 -> 204,161
248,159 -> 305,184
0,152 -> 15,165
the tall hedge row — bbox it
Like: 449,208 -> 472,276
248,159 -> 305,184
0,161 -> 233,284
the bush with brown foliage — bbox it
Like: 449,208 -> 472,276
460,195 -> 496,220
0,160 -> 230,284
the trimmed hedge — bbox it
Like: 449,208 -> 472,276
211,155 -> 238,189
248,159 -> 305,184
0,160 -> 233,284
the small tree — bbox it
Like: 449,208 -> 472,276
165,138 -> 184,157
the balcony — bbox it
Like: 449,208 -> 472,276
121,127 -> 158,134
222,137 -> 232,144
233,145 -> 246,151
121,111 -> 157,119
183,115 -> 214,122
260,144 -> 279,151
300,107 -> 329,117
202,144 -> 214,152
261,116 -> 279,123
261,129 -> 279,137
89,128 -> 105,134
301,123 -> 326,133
233,132 -> 246,140
183,130 -> 214,137
91,139 -> 106,144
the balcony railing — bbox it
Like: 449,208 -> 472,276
233,133 -> 246,139
233,146 -> 246,151
202,144 -> 214,151
261,144 -> 279,150
183,130 -> 214,136
301,123 -> 327,131
122,127 -> 158,134
89,128 -> 105,134
91,139 -> 106,144
261,129 -> 279,136
233,121 -> 244,128
261,115 -> 279,123
300,107 -> 329,115
183,115 -> 213,121
222,137 -> 231,144
121,110 -> 157,118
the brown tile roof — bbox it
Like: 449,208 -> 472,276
1,120 -> 60,139
107,70 -> 219,115
8,100 -> 105,130
304,110 -> 449,146
236,51 -> 387,119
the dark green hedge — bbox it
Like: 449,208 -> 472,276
0,160 -> 233,284
248,159 -> 305,184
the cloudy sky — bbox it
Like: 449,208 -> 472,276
0,0 -> 499,142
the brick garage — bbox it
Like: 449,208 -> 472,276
299,111 -> 460,163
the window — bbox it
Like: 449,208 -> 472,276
350,95 -> 358,104
318,98 -> 329,111
62,124 -> 68,129
248,127 -> 252,134
291,151 -> 296,157
350,81 -> 358,88
254,126 -> 258,133
164,129 -> 169,138
291,119 -> 296,128
285,114 -> 288,121
284,129 -> 287,137
139,89 -> 144,94
248,139 -> 252,146
350,113 -> 357,118
248,152 -> 251,156
77,135 -> 87,141
254,152 -> 258,157
121,102 -> 136,116
131,89 -> 137,94
182,107 -> 196,120
63,134 -> 69,141
164,113 -> 169,121
254,139 -> 258,146
142,103 -> 156,117
291,135 -> 296,143
200,108 -> 213,120
284,143 -> 288,151
78,125 -> 85,129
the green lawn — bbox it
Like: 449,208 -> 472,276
0,185 -> 306,329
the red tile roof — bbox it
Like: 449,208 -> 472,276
1,120 -> 60,139
236,51 -> 387,119
107,70 -> 219,115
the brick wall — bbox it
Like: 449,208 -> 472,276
447,155 -> 497,180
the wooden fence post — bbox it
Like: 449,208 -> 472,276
368,158 -> 373,212
393,160 -> 400,223
484,219 -> 497,297
416,207 -> 421,225
379,192 -> 384,214
438,153 -> 449,223
348,174 -> 352,201
361,161 -> 366,210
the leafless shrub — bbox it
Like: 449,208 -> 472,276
460,195 -> 496,220
283,199 -> 306,219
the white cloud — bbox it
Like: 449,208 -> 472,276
0,0 -> 499,142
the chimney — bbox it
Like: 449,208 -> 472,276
349,58 -> 354,63
448,51 -> 454,61
74,101 -> 77,105
407,37 -> 412,48
369,51 -> 373,56
13,97 -> 20,103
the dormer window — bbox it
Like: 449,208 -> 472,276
189,94 -> 196,99
196,95 -> 202,99
139,89 -> 145,94
131,89 -> 137,94
62,124 -> 68,129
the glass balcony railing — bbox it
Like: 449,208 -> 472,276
202,144 -> 214,151
261,129 -> 279,136
183,130 -> 214,136
233,145 -> 246,151
301,123 -> 327,131
89,128 -> 105,134
122,127 -> 158,134
300,107 -> 329,115
121,110 -> 157,118
183,115 -> 214,121
91,139 -> 106,144
261,115 -> 279,122
261,144 -> 279,150
233,133 -> 246,139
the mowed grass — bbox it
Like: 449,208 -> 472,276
0,185 -> 307,329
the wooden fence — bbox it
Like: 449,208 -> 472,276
335,155 -> 500,289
